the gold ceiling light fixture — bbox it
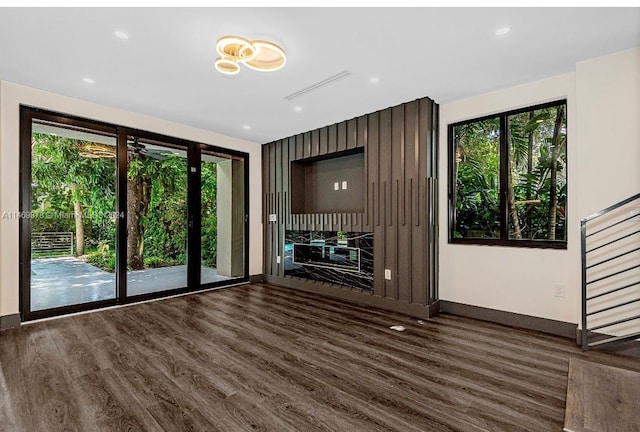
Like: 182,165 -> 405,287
214,35 -> 286,75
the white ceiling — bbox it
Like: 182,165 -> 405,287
0,8 -> 638,144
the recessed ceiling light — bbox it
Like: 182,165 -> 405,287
82,77 -> 95,84
243,125 -> 251,130
495,26 -> 511,36
114,30 -> 129,40
294,106 -> 302,112
370,76 -> 380,84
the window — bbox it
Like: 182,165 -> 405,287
449,100 -> 567,248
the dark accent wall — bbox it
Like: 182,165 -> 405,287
263,96 -> 439,318
291,150 -> 365,214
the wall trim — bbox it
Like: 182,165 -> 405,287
439,300 -> 577,339
264,275 -> 437,319
0,313 -> 21,331
429,300 -> 441,317
249,274 -> 265,284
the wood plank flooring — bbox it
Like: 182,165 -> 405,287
0,283 -> 637,432
564,358 -> 640,432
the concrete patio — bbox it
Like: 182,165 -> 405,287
30,257 -> 228,311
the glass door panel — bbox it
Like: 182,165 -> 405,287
126,136 -> 188,296
29,120 -> 117,311
201,151 -> 245,284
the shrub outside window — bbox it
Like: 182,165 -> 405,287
449,100 -> 567,249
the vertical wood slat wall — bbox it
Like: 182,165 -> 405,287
263,96 -> 439,317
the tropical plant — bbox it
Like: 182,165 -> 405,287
453,103 -> 567,241
32,134 -> 116,256
201,160 -> 218,267
453,117 -> 501,238
31,133 -> 220,272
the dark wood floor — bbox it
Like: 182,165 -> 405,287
564,358 -> 640,432
0,283 -> 637,432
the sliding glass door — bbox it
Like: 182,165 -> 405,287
25,117 -> 118,313
20,108 -> 249,321
125,136 -> 188,297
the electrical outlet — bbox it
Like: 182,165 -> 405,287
276,256 -> 281,264
553,283 -> 565,298
342,180 -> 348,190
384,269 -> 392,280
268,214 -> 277,222
334,182 -> 340,191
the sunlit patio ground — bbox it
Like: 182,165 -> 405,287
30,257 -> 228,311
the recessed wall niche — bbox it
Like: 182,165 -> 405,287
290,148 -> 365,214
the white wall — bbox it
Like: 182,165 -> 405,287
576,48 -> 640,215
0,81 -> 263,317
575,48 -> 640,334
439,47 -> 640,325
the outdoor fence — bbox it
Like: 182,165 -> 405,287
31,232 -> 74,257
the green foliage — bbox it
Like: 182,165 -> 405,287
508,106 -> 567,240
32,132 -> 219,271
32,133 -> 117,255
85,242 -> 116,272
138,155 -> 189,266
143,256 -> 181,268
453,118 -> 501,238
453,104 -> 567,241
201,160 -> 218,267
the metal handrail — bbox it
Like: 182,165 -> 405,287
581,192 -> 640,224
581,193 -> 640,350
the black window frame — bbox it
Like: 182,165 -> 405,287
448,99 -> 568,250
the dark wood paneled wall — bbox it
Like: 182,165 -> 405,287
263,97 -> 439,317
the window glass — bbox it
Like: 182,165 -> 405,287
452,117 -> 500,239
449,100 -> 567,247
507,105 -> 567,241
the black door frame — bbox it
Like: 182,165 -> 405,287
19,105 -> 250,321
